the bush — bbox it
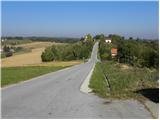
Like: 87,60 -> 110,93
41,47 -> 55,62
117,40 -> 159,69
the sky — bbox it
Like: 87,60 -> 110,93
2,1 -> 159,39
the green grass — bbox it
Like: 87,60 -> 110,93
89,61 -> 158,99
1,66 -> 67,87
89,63 -> 108,97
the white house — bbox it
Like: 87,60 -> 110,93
84,35 -> 88,42
105,38 -> 112,43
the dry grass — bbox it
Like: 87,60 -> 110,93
2,48 -> 45,67
32,60 -> 83,67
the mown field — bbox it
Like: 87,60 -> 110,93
2,48 -> 45,67
1,60 -> 83,87
89,61 -> 158,99
1,66 -> 66,87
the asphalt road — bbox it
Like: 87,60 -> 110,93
2,42 -> 152,118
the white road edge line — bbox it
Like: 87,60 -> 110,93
80,63 -> 95,94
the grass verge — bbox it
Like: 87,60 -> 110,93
89,61 -> 158,99
1,66 -> 68,87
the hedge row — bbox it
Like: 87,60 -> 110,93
41,41 -> 94,62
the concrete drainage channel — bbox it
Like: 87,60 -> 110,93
80,64 -> 95,93
80,62 -> 112,104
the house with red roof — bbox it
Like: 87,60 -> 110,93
111,48 -> 117,58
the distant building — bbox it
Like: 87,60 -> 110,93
111,48 -> 117,58
105,37 -> 112,43
84,35 -> 88,42
85,35 -> 88,40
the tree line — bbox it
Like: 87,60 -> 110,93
2,37 -> 80,43
41,34 -> 94,61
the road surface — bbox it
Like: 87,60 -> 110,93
2,42 -> 152,118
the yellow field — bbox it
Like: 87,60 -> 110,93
2,48 -> 44,67
1,41 -> 82,67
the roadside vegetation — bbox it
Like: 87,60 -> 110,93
90,34 -> 159,100
90,61 -> 158,99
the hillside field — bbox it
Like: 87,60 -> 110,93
1,41 -> 72,67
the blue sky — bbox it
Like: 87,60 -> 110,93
2,1 -> 159,39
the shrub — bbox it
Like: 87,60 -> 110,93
117,40 -> 159,69
41,47 -> 55,62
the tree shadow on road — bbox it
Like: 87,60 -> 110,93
135,88 -> 159,103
